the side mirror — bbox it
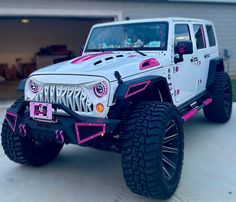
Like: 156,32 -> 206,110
174,41 -> 193,64
175,41 -> 193,55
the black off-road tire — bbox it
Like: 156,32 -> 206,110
121,101 -> 184,199
1,97 -> 63,166
204,72 -> 232,123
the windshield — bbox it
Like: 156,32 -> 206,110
85,22 -> 168,52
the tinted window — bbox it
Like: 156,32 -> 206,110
206,25 -> 216,47
193,24 -> 206,49
175,24 -> 191,42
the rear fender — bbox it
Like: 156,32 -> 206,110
206,58 -> 224,88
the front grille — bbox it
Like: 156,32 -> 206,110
33,84 -> 93,113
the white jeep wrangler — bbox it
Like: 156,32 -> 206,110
1,18 -> 232,199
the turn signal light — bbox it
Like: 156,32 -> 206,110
96,103 -> 104,113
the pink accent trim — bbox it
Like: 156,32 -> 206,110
71,52 -> 112,64
75,123 -> 106,144
19,124 -> 24,136
59,130 -> 65,144
203,98 -> 212,106
23,125 -> 27,136
93,81 -> 108,98
125,80 -> 151,99
55,129 -> 59,139
175,66 -> 179,72
6,112 -> 18,132
139,58 -> 160,70
182,109 -> 198,122
19,124 -> 27,137
55,129 -> 64,144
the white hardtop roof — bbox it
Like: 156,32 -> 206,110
93,17 -> 213,28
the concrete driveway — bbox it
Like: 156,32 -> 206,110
0,102 -> 236,202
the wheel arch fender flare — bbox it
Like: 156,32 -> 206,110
206,57 -> 225,88
114,75 -> 173,103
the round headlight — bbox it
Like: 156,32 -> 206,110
94,81 -> 108,98
29,80 -> 39,93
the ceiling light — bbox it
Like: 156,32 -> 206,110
21,19 -> 29,24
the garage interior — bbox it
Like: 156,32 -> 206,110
0,16 -> 114,101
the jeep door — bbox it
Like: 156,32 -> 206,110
172,23 -> 198,103
193,23 -> 219,94
192,23 -> 209,94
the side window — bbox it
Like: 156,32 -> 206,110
206,25 -> 216,47
175,24 -> 191,42
193,24 -> 206,49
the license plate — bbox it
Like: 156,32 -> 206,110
30,102 -> 52,120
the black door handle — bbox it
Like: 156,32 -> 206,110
204,54 -> 210,58
191,57 -> 198,62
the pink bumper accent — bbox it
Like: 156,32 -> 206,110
75,123 -> 106,144
139,58 -> 160,70
125,80 -> 151,99
6,112 -> 18,132
71,52 -> 112,64
55,129 -> 65,144
182,109 -> 198,122
19,124 -> 27,137
203,98 -> 213,106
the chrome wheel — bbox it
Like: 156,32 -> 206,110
162,119 -> 180,181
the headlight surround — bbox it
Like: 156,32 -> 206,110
93,81 -> 108,98
29,80 -> 39,93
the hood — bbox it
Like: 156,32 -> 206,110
31,52 -> 167,81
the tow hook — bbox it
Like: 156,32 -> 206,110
55,129 -> 65,144
19,124 -> 27,137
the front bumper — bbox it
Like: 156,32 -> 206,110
5,101 -> 120,145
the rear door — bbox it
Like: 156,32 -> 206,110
192,23 -> 211,94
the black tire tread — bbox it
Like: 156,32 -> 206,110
121,101 -> 184,199
1,97 -> 63,166
204,72 -> 232,123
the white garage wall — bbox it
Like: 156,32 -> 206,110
0,18 -> 101,66
0,0 -> 235,74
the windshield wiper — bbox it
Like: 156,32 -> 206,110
133,48 -> 147,56
86,48 -> 147,56
116,48 -> 147,56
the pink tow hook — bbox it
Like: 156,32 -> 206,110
55,129 -> 65,144
19,124 -> 27,137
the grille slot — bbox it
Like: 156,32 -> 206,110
33,84 -> 93,113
